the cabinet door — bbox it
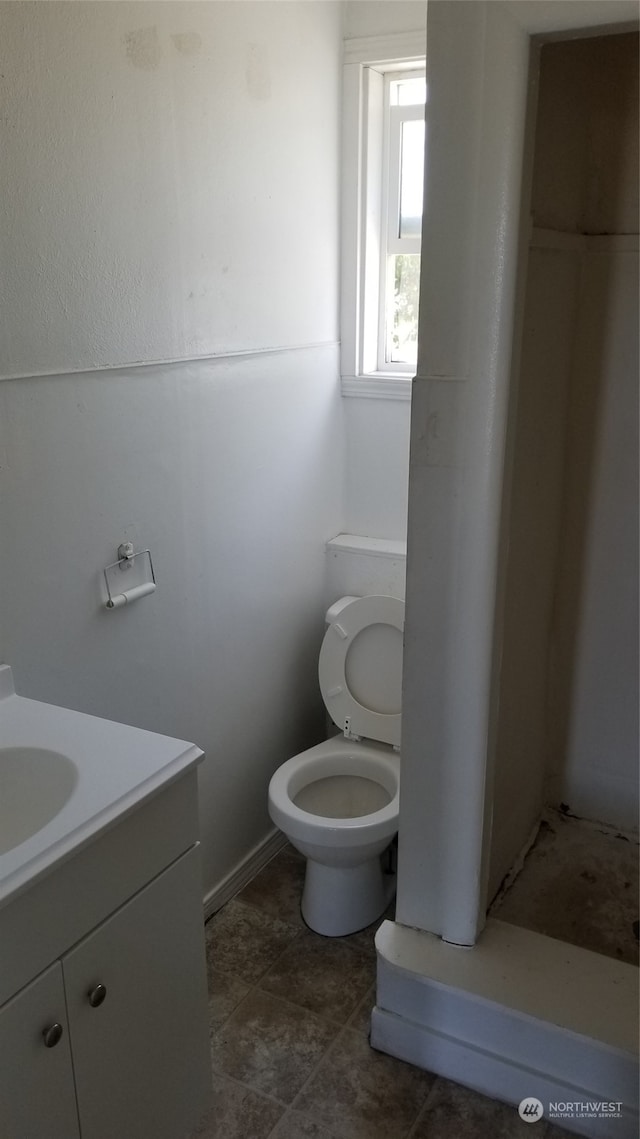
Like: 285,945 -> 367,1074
63,845 -> 211,1139
0,961 -> 80,1139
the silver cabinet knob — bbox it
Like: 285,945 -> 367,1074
88,983 -> 107,1008
42,1022 -> 63,1048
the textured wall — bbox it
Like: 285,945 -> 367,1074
0,2 -> 340,376
0,2 -> 344,897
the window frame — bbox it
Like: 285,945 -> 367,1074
341,31 -> 426,400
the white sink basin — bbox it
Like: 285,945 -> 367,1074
0,665 -> 203,909
0,747 -> 79,854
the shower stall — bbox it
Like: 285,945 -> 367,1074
487,28 -> 638,958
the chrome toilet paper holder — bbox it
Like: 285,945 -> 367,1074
103,545 -> 156,609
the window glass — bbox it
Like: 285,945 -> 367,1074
388,253 -> 420,365
390,77 -> 427,107
382,72 -> 425,369
398,119 -> 425,240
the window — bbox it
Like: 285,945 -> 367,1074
380,72 -> 426,371
341,34 -> 426,398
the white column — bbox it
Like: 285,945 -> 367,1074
396,0 -> 531,945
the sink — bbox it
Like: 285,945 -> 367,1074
0,664 -> 203,912
0,747 -> 78,854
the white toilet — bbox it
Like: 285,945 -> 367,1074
268,594 -> 403,936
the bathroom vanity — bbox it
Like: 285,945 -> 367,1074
0,667 -> 211,1139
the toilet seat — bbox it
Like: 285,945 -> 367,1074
269,737 -> 400,843
318,594 -> 404,747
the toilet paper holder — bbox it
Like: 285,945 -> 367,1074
103,545 -> 156,609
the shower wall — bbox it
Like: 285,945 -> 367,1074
489,33 -> 639,897
548,238 -> 638,830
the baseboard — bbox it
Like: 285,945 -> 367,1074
372,919 -> 639,1139
371,1008 -> 636,1138
202,828 -> 287,920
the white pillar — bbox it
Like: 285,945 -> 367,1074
396,0 -> 531,945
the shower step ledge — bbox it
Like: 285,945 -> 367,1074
372,917 -> 638,1139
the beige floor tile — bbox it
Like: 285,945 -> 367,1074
338,900 -> 395,957
269,1109 -> 340,1139
259,931 -> 375,1023
410,1078 -> 539,1138
237,845 -> 307,928
205,898 -> 300,984
207,968 -> 250,1033
210,989 -> 337,1104
188,1072 -> 283,1139
198,815 -> 640,1139
344,984 -> 375,1036
293,1027 -> 435,1139
543,1126 -> 583,1138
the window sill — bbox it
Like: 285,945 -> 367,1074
341,373 -> 413,400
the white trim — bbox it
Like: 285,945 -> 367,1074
373,919 -> 639,1139
327,533 -> 407,560
0,340 -> 339,385
386,104 -> 424,257
361,66 -> 385,376
202,827 -> 287,920
378,83 -> 425,372
372,1009 -> 637,1139
376,918 -> 638,1052
341,374 -> 412,400
341,32 -> 426,386
340,62 -> 364,385
344,31 -> 426,68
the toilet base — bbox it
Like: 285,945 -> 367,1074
301,854 -> 396,937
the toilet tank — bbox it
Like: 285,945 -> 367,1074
325,534 -> 406,604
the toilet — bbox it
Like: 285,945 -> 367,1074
268,594 -> 403,936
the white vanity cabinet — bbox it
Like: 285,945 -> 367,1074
65,845 -> 210,1139
0,776 -> 211,1139
0,961 -> 80,1139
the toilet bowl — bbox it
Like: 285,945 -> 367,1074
268,594 -> 403,936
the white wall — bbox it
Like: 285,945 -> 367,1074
0,1 -> 344,898
343,397 -> 411,540
339,1 -> 426,544
548,240 -> 639,829
0,1 -> 340,374
343,1 -> 427,40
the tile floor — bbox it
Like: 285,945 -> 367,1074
189,845 -> 574,1139
490,809 -> 639,966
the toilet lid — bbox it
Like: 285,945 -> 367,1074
318,595 -> 404,747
